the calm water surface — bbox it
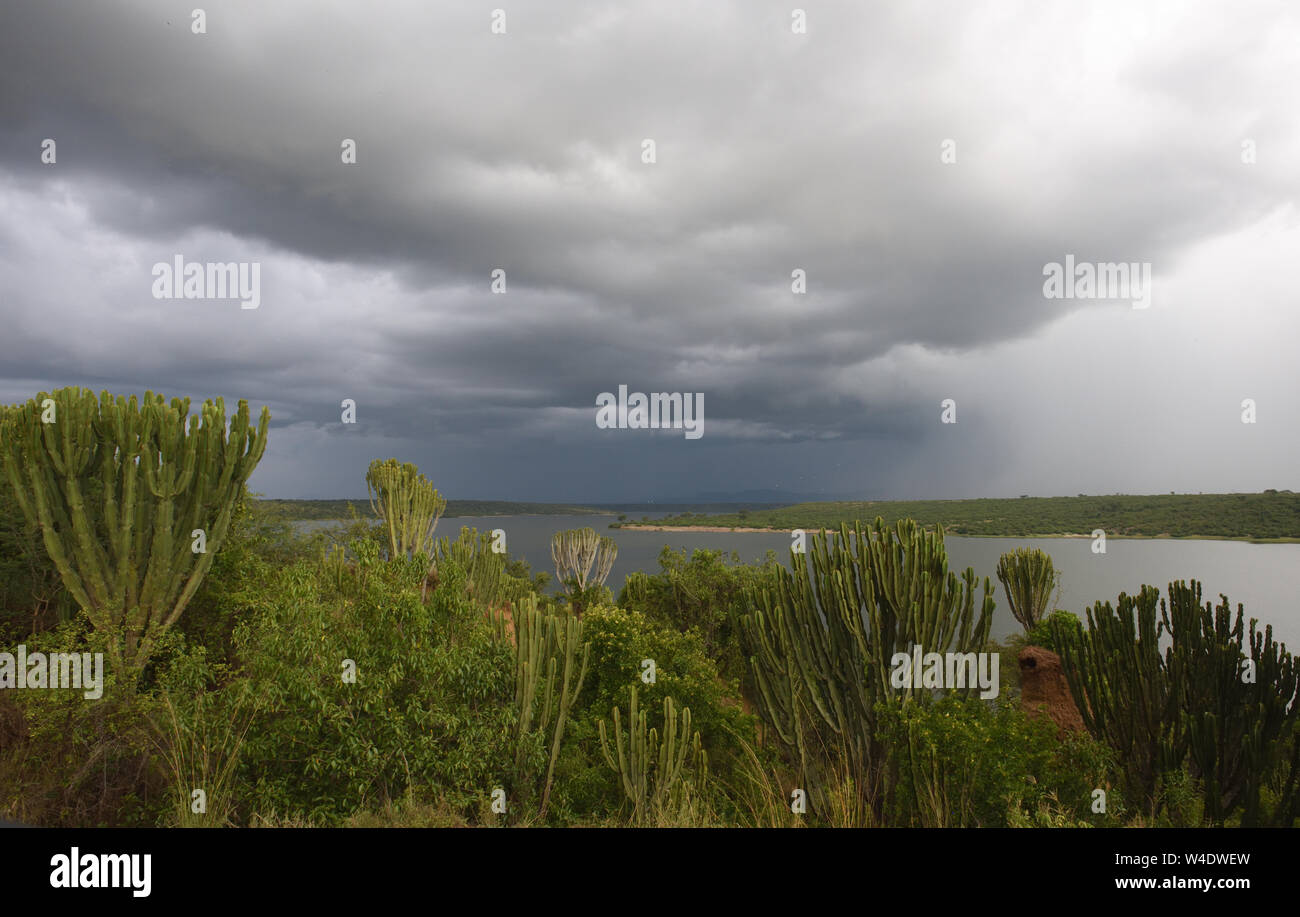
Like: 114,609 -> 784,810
297,514 -> 1300,647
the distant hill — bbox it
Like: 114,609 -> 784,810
260,499 -> 610,520
615,492 -> 1300,541
587,502 -> 792,515
654,489 -> 860,503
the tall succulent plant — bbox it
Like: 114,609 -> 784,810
433,526 -> 529,610
551,527 -> 617,615
1055,580 -> 1300,825
1054,585 -> 1182,814
996,547 -> 1058,632
365,459 -> 445,560
0,387 -> 269,675
742,517 -> 994,818
1169,582 -> 1300,827
599,686 -> 707,825
511,597 -> 590,819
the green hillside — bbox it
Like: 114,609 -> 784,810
617,491 -> 1300,541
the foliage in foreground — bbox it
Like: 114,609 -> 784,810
743,518 -> 995,818
1053,581 -> 1300,826
0,387 -> 269,675
1,397 -> 1294,828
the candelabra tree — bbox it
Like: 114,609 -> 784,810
431,526 -> 530,610
742,517 -> 994,820
996,547 -> 1059,633
551,527 -> 617,616
1053,586 -> 1181,816
1056,580 -> 1300,824
365,459 -> 445,561
0,387 -> 269,676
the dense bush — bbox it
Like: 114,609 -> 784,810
542,603 -> 755,823
227,545 -> 518,824
578,603 -> 753,763
177,487 -> 333,666
1027,609 -> 1083,652
618,546 -> 780,682
877,695 -> 1120,827
0,621 -> 165,827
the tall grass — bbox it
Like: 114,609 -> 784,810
150,682 -> 257,827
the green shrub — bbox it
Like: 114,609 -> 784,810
229,545 -> 517,825
548,603 -> 753,822
0,620 -> 166,827
178,486 -> 371,667
1027,609 -> 1083,654
618,547 -> 780,682
878,695 -> 1120,827
580,604 -> 753,757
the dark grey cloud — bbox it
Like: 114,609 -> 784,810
1,0 -> 1298,501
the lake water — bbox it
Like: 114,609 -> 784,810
296,514 -> 1300,648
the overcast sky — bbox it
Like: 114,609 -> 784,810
2,1 -> 1297,502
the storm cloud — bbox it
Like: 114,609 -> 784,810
1,0 -> 1297,501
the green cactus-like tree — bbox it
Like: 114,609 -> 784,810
742,517 -> 994,819
365,459 -> 445,560
599,686 -> 707,826
0,387 -> 269,675
1054,585 -> 1182,816
1057,580 -> 1300,824
551,527 -> 617,615
996,547 -> 1058,632
432,526 -> 529,610
511,597 -> 590,819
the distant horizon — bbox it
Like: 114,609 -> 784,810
261,489 -> 1292,505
